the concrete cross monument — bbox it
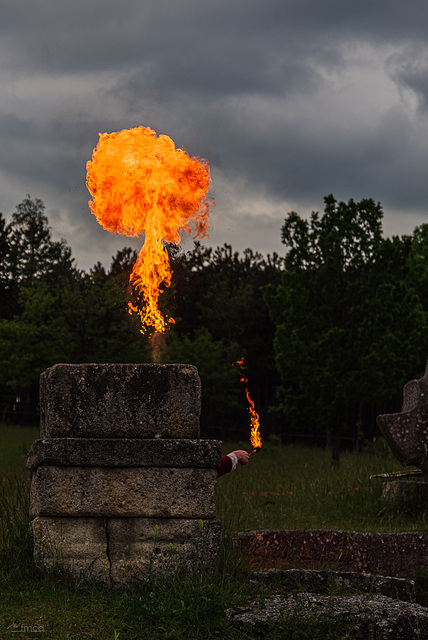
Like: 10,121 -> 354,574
377,360 -> 428,479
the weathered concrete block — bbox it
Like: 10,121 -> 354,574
40,363 -> 201,439
30,516 -> 110,582
108,518 -> 221,585
382,480 -> 428,502
29,362 -> 222,586
26,438 -> 222,471
234,529 -> 428,579
30,466 -> 217,518
30,516 -> 221,585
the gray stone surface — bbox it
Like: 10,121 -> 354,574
227,593 -> 428,639
249,569 -> 416,602
40,363 -> 201,439
29,362 -> 222,585
382,480 -> 428,502
30,516 -> 221,585
234,529 -> 428,579
108,517 -> 221,585
30,466 -> 217,518
377,362 -> 428,475
26,438 -> 222,471
31,516 -> 110,582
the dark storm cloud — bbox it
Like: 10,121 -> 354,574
388,44 -> 428,112
1,0 -> 428,269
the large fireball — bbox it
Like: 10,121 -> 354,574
86,126 -> 214,333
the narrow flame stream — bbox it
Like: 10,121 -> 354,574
235,358 -> 262,453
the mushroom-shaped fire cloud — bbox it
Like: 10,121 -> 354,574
86,126 -> 214,333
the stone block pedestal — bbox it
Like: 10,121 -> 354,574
27,363 -> 222,585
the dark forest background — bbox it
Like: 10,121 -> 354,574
1,194 -> 427,456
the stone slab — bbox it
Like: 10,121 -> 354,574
108,517 -> 221,585
30,516 -> 110,582
30,466 -> 217,518
39,363 -> 201,439
26,438 -> 222,471
234,529 -> 428,579
227,593 -> 428,639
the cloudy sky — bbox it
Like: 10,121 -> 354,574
2,0 -> 428,271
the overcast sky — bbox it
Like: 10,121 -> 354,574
2,0 -> 428,271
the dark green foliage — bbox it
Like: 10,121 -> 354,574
264,195 -> 428,459
165,243 -> 283,434
0,197 -> 284,434
0,197 -> 152,421
164,327 -> 244,431
3,193 -> 428,447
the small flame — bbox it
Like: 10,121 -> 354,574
86,126 -> 214,333
235,358 -> 262,451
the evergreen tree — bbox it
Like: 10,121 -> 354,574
6,195 -> 75,288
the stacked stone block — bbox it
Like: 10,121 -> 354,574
26,363 -> 222,585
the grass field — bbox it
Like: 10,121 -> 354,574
217,436 -> 428,534
0,424 -> 426,639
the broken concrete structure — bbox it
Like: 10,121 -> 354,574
227,590 -> 428,640
377,361 -> 428,477
27,363 -> 222,586
234,528 -> 428,580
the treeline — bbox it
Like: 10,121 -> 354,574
265,195 -> 428,461
0,195 -> 281,438
0,194 -> 427,452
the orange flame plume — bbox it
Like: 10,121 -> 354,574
235,357 -> 262,452
86,126 -> 214,333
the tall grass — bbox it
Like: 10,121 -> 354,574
0,474 -> 31,552
0,423 -> 37,566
